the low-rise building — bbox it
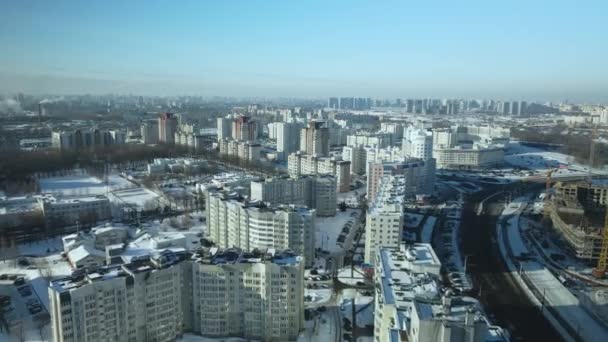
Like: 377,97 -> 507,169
39,194 -> 111,227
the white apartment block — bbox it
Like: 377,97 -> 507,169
218,139 -> 262,161
364,146 -> 404,174
52,128 -> 126,150
433,146 -> 504,170
288,152 -> 351,193
374,244 -> 505,342
205,188 -> 316,267
346,132 -> 393,148
276,122 -> 302,161
402,126 -> 433,160
342,145 -> 367,175
217,116 -> 232,141
366,159 -> 436,204
191,248 -> 304,341
49,251 -> 188,342
364,175 -> 406,264
380,122 -> 404,140
250,175 -> 336,217
49,248 -> 304,342
432,125 -> 508,169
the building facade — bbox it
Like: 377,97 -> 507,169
250,175 -> 337,217
366,159 -> 436,203
288,152 -> 351,193
206,188 -> 316,267
49,248 -> 304,342
300,120 -> 329,157
158,112 -> 178,144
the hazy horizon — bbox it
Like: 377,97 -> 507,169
1,0 -> 607,102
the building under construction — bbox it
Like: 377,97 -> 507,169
547,180 -> 608,261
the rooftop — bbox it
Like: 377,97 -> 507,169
193,247 -> 302,266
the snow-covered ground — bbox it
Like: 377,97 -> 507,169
0,242 -> 74,342
39,173 -> 134,196
506,141 -> 608,176
315,209 -> 361,253
337,266 -> 367,286
305,289 -> 332,304
339,289 -> 374,328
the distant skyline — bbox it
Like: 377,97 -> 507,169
1,0 -> 607,102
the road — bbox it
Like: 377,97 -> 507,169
460,187 -> 564,341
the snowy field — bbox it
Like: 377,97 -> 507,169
39,174 -> 134,196
305,288 -> 332,304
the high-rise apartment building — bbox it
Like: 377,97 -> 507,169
288,152 -> 351,193
250,175 -> 336,217
373,244 -> 505,342
276,122 -> 301,161
205,188 -> 316,267
402,126 -> 433,160
140,120 -> 159,144
366,159 -> 436,203
158,112 -> 178,143
217,116 -> 232,141
328,97 -> 339,109
191,248 -> 304,341
364,175 -> 406,263
49,248 -> 304,342
300,120 -> 329,157
342,145 -> 367,175
51,129 -> 126,150
232,115 -> 258,141
49,251 -> 190,342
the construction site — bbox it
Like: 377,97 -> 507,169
547,180 -> 608,263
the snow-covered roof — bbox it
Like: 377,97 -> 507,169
68,245 -> 105,263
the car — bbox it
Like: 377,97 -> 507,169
317,306 -> 326,312
14,277 -> 26,286
321,284 -> 329,289
356,281 -> 365,286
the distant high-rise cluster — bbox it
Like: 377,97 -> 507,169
327,97 -> 529,115
327,97 -> 372,110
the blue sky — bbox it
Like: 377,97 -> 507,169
0,0 -> 606,101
